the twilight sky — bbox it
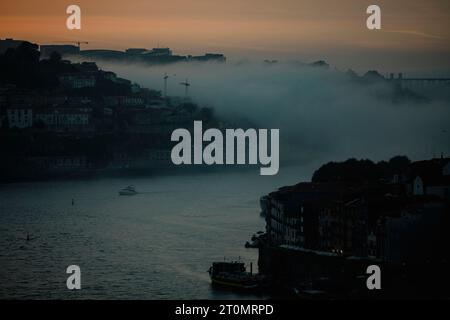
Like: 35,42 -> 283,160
1,0 -> 449,73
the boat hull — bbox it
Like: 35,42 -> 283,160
210,277 -> 259,290
119,190 -> 137,196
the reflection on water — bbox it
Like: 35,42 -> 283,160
0,166 -> 309,299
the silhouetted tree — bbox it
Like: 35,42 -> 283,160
312,156 -> 411,183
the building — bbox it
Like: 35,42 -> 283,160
190,53 -> 226,63
381,197 -> 448,264
125,47 -> 173,57
120,96 -> 144,107
408,158 -> 450,200
104,96 -> 144,108
78,62 -> 98,72
126,108 -> 180,135
263,181 -> 424,258
58,74 -> 96,89
34,108 -> 90,132
40,44 -> 80,58
0,38 -> 36,54
30,156 -> 90,172
318,198 -> 368,256
80,49 -> 126,60
143,48 -> 172,57
259,158 -> 450,296
125,48 -> 148,55
80,47 -> 225,65
0,113 -> 6,128
412,175 -> 450,200
6,107 -> 33,129
100,71 -> 118,82
264,182 -> 350,250
367,231 -> 378,259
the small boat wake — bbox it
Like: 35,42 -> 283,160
119,185 -> 138,196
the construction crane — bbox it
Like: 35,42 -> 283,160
180,78 -> 190,97
53,41 -> 89,49
163,73 -> 169,97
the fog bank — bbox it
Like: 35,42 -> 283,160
95,60 -> 450,167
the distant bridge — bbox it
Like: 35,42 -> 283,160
387,74 -> 450,89
401,78 -> 450,83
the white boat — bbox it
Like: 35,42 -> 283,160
119,185 -> 138,196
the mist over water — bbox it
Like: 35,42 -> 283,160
95,60 -> 450,167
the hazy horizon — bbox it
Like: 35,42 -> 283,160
1,0 -> 450,73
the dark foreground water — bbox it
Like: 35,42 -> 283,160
0,166 -> 311,299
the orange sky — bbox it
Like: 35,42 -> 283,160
1,0 -> 450,71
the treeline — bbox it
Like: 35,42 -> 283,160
311,155 -> 411,183
0,42 -> 76,89
0,42 -> 132,96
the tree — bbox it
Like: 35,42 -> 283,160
312,156 -> 411,183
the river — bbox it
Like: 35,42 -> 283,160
0,165 -> 313,299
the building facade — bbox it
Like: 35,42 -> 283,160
58,74 -> 96,89
6,107 -> 33,128
34,108 -> 90,132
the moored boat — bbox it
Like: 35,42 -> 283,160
208,261 -> 263,290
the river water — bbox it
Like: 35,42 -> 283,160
0,165 -> 312,299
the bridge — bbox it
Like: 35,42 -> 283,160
387,73 -> 450,89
